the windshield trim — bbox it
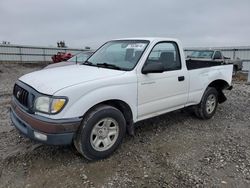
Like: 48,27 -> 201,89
67,51 -> 94,63
83,40 -> 150,71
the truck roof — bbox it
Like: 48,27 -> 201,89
112,37 -> 179,43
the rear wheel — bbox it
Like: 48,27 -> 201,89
74,105 -> 126,160
194,87 -> 218,119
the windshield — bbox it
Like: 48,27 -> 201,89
67,51 -> 93,62
86,40 -> 149,71
190,50 -> 214,59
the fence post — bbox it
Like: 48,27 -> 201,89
43,48 -> 46,62
19,47 -> 22,62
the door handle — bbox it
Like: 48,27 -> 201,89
178,76 -> 185,81
141,81 -> 156,85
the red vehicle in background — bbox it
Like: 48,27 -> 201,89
45,51 -> 94,69
51,52 -> 73,63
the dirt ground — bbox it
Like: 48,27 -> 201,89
0,63 -> 250,188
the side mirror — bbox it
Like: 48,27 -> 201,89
142,62 -> 165,74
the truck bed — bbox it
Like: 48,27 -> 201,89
186,59 -> 230,70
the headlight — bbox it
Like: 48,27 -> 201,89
35,96 -> 50,113
34,96 -> 67,114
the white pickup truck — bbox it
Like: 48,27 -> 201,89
11,38 -> 233,160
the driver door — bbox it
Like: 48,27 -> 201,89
137,42 -> 189,119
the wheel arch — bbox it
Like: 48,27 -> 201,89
207,79 -> 231,103
83,99 -> 135,136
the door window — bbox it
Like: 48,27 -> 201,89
146,42 -> 181,71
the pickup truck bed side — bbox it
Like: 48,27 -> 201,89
186,64 -> 232,106
186,59 -> 226,70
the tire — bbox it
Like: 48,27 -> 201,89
74,105 -> 126,160
194,87 -> 218,120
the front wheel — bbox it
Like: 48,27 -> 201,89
194,87 -> 218,119
74,105 -> 126,160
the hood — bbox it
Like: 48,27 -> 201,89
19,64 -> 125,95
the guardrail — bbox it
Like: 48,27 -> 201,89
0,44 -> 88,63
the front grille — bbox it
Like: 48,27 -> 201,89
13,84 -> 29,108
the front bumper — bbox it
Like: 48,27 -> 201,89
10,99 -> 82,145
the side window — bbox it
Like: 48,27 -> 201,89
146,42 -> 181,71
214,51 -> 222,59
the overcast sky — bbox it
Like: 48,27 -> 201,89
0,0 -> 250,49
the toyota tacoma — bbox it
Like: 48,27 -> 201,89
11,38 -> 233,160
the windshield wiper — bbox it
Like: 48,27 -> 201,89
83,60 -> 93,65
96,63 -> 122,70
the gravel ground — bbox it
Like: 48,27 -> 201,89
0,63 -> 250,188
